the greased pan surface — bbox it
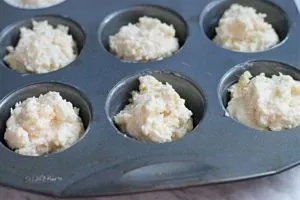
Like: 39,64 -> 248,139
0,0 -> 300,197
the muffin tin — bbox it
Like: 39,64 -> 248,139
0,0 -> 300,197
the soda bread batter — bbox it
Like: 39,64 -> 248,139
213,4 -> 279,52
4,91 -> 84,156
114,75 -> 193,142
4,0 -> 65,9
227,71 -> 300,131
4,20 -> 77,74
109,16 -> 179,62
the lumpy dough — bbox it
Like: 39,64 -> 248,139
4,20 -> 77,74
109,16 -> 179,62
114,75 -> 193,143
213,4 -> 279,52
4,91 -> 84,156
227,71 -> 300,131
4,0 -> 65,9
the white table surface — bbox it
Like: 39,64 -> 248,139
1,164 -> 300,200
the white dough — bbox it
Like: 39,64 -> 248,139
4,0 -> 65,9
213,4 -> 279,52
227,71 -> 300,131
4,91 -> 84,156
109,16 -> 179,61
114,75 -> 193,143
4,20 -> 77,74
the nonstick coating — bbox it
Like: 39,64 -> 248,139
0,0 -> 300,198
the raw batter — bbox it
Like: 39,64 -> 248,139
4,20 -> 77,74
4,91 -> 84,156
114,75 -> 193,143
109,16 -> 179,62
4,0 -> 65,9
227,71 -> 300,131
213,4 -> 279,52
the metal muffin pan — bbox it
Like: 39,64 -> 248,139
0,0 -> 300,197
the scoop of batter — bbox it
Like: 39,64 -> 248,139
4,0 -> 65,8
4,91 -> 84,156
4,20 -> 77,74
114,75 -> 193,143
227,71 -> 300,131
109,16 -> 179,61
213,4 -> 279,52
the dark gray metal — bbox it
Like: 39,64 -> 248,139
0,0 -> 299,198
